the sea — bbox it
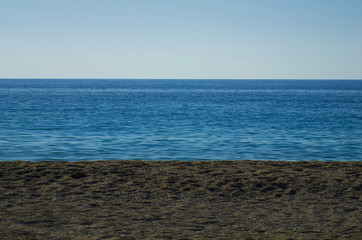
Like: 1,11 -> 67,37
0,79 -> 361,161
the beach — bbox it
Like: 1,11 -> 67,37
0,160 -> 361,239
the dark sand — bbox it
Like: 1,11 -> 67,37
0,160 -> 361,239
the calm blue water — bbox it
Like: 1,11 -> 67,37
0,79 -> 361,161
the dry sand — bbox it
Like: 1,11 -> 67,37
0,160 -> 361,239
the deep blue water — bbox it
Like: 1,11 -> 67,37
0,79 -> 361,161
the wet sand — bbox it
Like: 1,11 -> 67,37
0,160 -> 361,239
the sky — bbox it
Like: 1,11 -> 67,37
1,0 -> 362,79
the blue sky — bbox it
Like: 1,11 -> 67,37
1,0 -> 361,79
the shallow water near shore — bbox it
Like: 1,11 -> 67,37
0,79 -> 361,161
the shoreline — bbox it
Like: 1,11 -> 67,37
1,160 -> 361,239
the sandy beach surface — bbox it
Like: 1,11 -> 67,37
0,160 -> 361,239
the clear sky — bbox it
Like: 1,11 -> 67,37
1,0 -> 361,79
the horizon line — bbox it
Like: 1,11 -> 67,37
1,78 -> 361,80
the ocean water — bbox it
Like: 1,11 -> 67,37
0,79 -> 361,161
